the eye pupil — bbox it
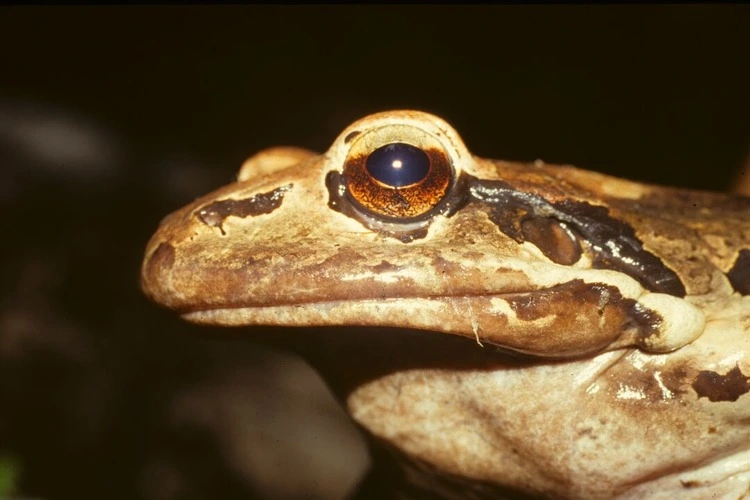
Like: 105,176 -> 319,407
365,143 -> 430,187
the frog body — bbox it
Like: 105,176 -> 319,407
142,111 -> 750,498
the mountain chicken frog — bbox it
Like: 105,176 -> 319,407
141,110 -> 750,499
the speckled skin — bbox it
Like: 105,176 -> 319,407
142,111 -> 750,498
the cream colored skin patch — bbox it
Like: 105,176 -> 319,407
141,110 -> 750,498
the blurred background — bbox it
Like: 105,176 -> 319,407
0,5 -> 747,500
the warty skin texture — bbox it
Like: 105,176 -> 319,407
142,110 -> 750,498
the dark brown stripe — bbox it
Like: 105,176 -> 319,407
506,279 -> 660,337
469,177 -> 687,297
196,184 -> 292,233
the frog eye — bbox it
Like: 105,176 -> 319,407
366,143 -> 430,187
343,137 -> 453,219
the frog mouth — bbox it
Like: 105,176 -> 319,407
179,279 -> 682,359
142,239 -> 701,358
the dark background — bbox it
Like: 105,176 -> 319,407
0,5 -> 747,500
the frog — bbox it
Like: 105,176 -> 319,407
141,110 -> 750,499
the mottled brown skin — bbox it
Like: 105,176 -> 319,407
141,111 -> 750,498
